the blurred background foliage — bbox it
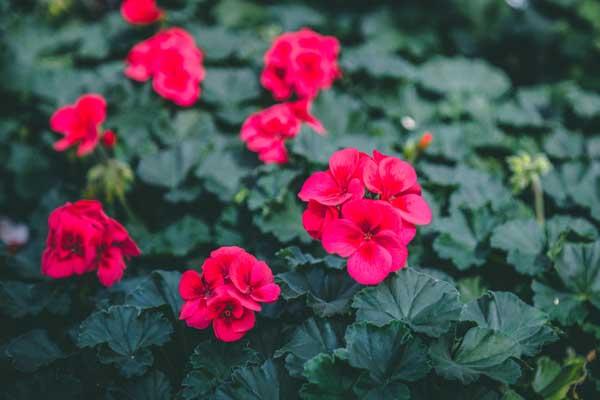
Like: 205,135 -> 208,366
1,0 -> 600,398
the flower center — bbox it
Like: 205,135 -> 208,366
61,232 -> 83,256
364,232 -> 374,241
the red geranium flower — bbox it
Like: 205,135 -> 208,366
125,28 -> 205,106
321,199 -> 408,285
207,290 -> 256,342
302,200 -> 338,240
226,252 -> 281,311
50,94 -> 109,156
41,200 -> 140,287
241,100 -> 324,164
121,0 -> 164,25
298,148 -> 367,206
363,151 -> 432,225
179,270 -> 220,329
101,130 -> 117,149
261,28 -> 341,100
178,246 -> 280,342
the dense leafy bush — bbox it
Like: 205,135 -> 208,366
1,0 -> 600,398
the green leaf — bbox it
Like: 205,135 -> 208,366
352,269 -> 462,337
215,359 -> 290,400
247,168 -> 301,211
345,321 -> 431,384
342,44 -> 416,79
417,57 -> 510,98
106,370 -> 172,400
253,193 -> 311,243
532,356 -> 587,400
77,306 -> 173,377
275,318 -> 344,377
461,291 -> 557,356
3,370 -> 82,400
531,281 -> 588,326
299,353 -> 359,400
277,266 -> 361,317
182,340 -> 260,399
277,246 -> 344,270
457,276 -> 487,303
195,143 -> 250,202
203,67 -> 260,105
3,329 -> 64,372
555,241 -> 600,309
126,270 -> 183,318
137,140 -> 202,189
0,281 -> 70,318
544,130 -> 584,160
429,327 -> 521,384
490,219 -> 548,276
149,216 -> 211,256
352,376 -> 410,400
432,207 -> 498,270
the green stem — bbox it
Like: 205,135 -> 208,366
531,174 -> 545,226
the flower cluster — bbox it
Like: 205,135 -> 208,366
241,28 -> 340,164
42,200 -> 141,287
262,28 -> 341,101
121,0 -> 164,25
125,28 -> 205,107
50,94 -> 116,157
240,100 -> 324,164
298,148 -> 431,285
179,246 -> 280,342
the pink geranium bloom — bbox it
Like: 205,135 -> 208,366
179,270 -> 221,329
261,28 -> 341,100
240,100 -> 324,164
201,246 -> 246,284
321,199 -> 408,285
226,252 -> 281,311
41,200 -> 140,287
302,200 -> 338,239
178,246 -> 280,342
50,94 -> 107,156
121,0 -> 164,25
298,148 -> 367,206
363,151 -> 432,225
207,290 -> 256,342
125,28 -> 205,106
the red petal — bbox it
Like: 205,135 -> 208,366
76,94 -> 106,125
226,287 -> 262,312
378,157 -> 417,197
329,148 -> 360,185
298,171 -> 350,206
362,158 -> 383,194
391,194 -> 432,225
229,252 -> 257,294
251,283 -> 281,303
50,106 -> 76,133
321,219 -> 363,257
347,241 -> 392,285
179,270 -> 204,300
341,199 -> 383,232
374,230 -> 408,271
230,309 -> 256,333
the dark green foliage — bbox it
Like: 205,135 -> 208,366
2,0 -> 600,398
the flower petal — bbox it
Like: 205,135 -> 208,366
391,194 -> 432,225
329,148 -> 360,185
374,230 -> 408,271
321,219 -> 363,257
378,157 -> 417,197
251,283 -> 281,303
347,241 -> 392,285
179,270 -> 204,300
298,171 -> 350,206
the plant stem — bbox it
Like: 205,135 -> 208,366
531,174 -> 545,226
